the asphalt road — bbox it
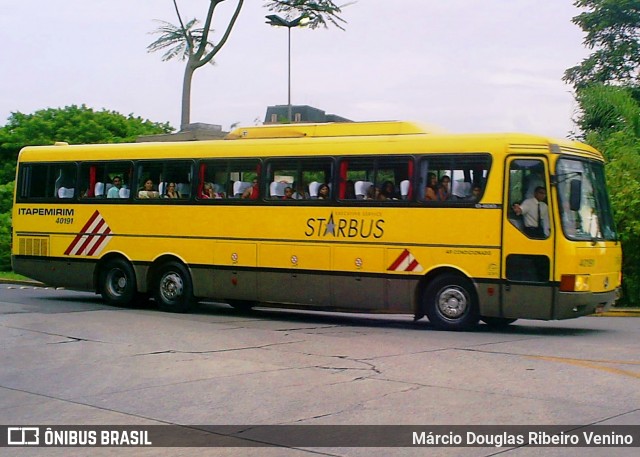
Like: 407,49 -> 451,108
1,284 -> 638,457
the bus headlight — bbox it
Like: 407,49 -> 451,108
560,274 -> 590,292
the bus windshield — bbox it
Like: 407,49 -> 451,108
556,158 -> 617,241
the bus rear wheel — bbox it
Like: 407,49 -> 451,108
154,261 -> 194,313
424,274 -> 479,331
99,258 -> 137,307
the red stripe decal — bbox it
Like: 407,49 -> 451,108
406,259 -> 420,272
388,249 -> 410,271
87,228 -> 112,256
76,219 -> 105,255
64,210 -> 101,255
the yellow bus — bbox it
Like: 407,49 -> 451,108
11,121 -> 622,330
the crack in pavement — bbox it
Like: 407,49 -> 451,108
1,324 -> 107,344
132,340 -> 304,357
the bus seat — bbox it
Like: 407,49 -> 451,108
177,183 -> 190,197
452,181 -> 471,199
94,182 -> 104,197
308,181 -> 320,199
57,187 -> 75,198
400,180 -> 410,199
270,181 -> 287,198
233,181 -> 251,197
355,181 -> 373,199
119,188 -> 130,198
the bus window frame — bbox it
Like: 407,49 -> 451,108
337,155 -> 415,203
16,161 -> 79,203
418,153 -> 492,205
264,156 -> 335,203
134,159 -> 195,203
197,158 -> 263,202
78,160 -> 134,201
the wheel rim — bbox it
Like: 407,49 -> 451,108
436,286 -> 469,320
159,272 -> 184,303
105,268 -> 128,297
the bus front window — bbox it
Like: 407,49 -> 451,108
556,158 -> 617,241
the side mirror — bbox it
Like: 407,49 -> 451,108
569,179 -> 581,211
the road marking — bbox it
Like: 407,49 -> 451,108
528,354 -> 640,379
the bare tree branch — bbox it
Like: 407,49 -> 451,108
172,0 -> 194,55
199,0 -> 245,68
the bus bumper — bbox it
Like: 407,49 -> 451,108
553,288 -> 619,319
11,256 -> 95,291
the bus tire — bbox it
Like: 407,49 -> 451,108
154,261 -> 194,313
424,274 -> 479,331
481,317 -> 517,328
99,258 -> 137,307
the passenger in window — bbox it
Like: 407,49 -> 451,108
344,180 -> 356,199
138,179 -> 159,198
107,176 -> 123,198
365,186 -> 380,200
380,181 -> 398,200
282,186 -> 294,200
317,183 -> 330,200
201,182 -> 223,199
469,184 -> 482,202
512,186 -> 550,238
424,173 -> 438,201
163,182 -> 181,199
242,179 -> 259,200
436,175 -> 451,201
292,182 -> 308,200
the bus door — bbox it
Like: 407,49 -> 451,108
501,157 -> 554,319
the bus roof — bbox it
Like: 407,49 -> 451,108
225,121 -> 429,139
17,121 -> 603,162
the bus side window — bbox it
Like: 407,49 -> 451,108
508,159 -> 550,239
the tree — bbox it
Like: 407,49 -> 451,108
0,105 -> 173,271
148,0 -> 346,130
563,0 -> 640,90
565,2 -> 640,305
575,85 -> 640,306
574,83 -> 640,142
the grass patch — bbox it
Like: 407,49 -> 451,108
0,271 -> 30,281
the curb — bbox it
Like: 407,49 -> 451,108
593,308 -> 640,317
0,279 -> 47,287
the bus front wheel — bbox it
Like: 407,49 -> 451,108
154,262 -> 194,313
424,274 -> 479,331
99,258 -> 137,307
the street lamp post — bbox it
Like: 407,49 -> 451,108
266,15 -> 307,123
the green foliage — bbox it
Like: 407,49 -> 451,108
264,0 -> 347,30
575,84 -> 640,145
598,134 -> 640,305
564,0 -> 640,89
0,211 -> 11,271
0,181 -> 13,214
1,105 -> 173,150
147,18 -> 216,63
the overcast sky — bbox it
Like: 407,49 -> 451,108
0,0 -> 589,138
